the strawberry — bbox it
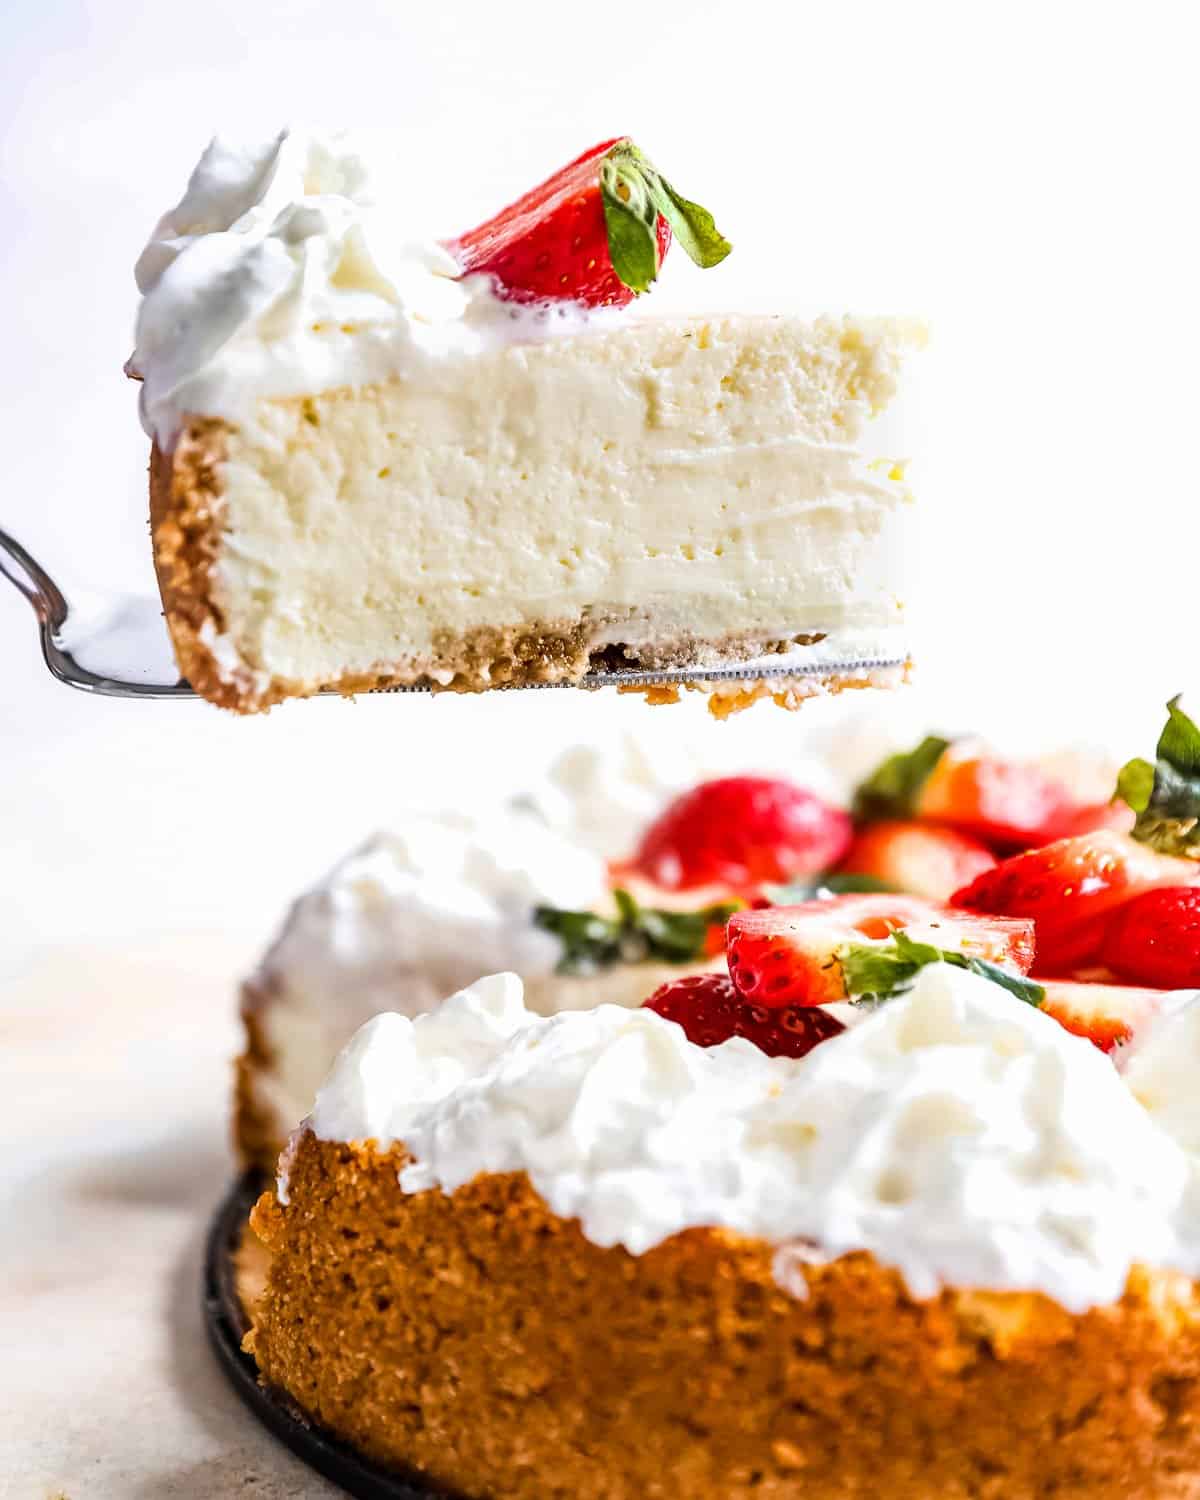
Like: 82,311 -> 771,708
725,894 -> 1035,1009
1041,799 -> 1135,842
1037,979 -> 1167,1054
853,736 -> 1077,850
837,820 -> 996,902
643,971 -> 844,1058
952,830 -> 1200,974
625,776 -> 853,894
447,137 -> 730,308
1102,887 -> 1200,989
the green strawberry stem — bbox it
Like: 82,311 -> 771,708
1117,696 -> 1200,858
534,888 -> 739,975
839,930 -> 1045,1007
851,735 -> 952,822
600,140 -> 732,295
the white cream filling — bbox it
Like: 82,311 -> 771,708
299,965 -> 1200,1313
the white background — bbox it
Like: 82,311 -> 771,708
2,0 -> 1199,973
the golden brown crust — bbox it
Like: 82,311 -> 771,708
622,658 -> 913,718
233,1212 -> 273,1328
232,980 -> 285,1173
149,421 -> 259,711
247,1133 -> 1200,1500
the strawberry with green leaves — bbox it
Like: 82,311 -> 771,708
952,828 -> 1199,974
724,894 -> 1036,1008
954,700 -> 1200,973
853,735 -> 1074,851
448,137 -> 731,308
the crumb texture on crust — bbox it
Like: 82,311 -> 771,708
247,1133 -> 1200,1500
232,984 -> 286,1172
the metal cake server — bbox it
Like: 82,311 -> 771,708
1,525 -> 907,701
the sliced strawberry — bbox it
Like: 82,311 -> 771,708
952,830 -> 1200,974
643,971 -> 844,1058
725,894 -> 1034,1009
1041,799 -> 1135,841
1101,886 -> 1200,989
447,137 -> 730,308
1038,979 -> 1167,1053
625,776 -> 853,894
837,820 -> 996,902
853,736 -> 1082,850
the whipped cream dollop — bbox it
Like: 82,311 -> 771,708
253,810 -> 606,1017
302,964 -> 1200,1312
245,811 -> 609,1141
130,129 -> 618,443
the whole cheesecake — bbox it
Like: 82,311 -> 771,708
245,968 -> 1200,1499
128,131 -> 921,712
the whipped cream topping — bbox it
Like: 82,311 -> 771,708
301,964 -> 1200,1312
245,811 -> 610,1143
130,129 -> 620,443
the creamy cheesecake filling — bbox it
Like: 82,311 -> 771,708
197,314 -> 915,692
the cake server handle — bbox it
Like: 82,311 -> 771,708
0,525 -> 192,697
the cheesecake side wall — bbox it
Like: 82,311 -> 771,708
247,1132 -> 1200,1500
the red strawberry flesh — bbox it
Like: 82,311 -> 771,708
837,820 -> 996,903
627,776 -> 852,894
1102,886 -> 1200,989
644,972 -> 844,1058
725,894 -> 1034,1009
446,135 -> 732,309
1038,979 -> 1167,1053
953,830 -> 1200,975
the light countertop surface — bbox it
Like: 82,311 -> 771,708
1,937 -> 340,1500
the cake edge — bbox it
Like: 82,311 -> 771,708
242,1130 -> 1200,1500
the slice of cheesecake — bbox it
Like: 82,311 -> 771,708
131,131 -> 921,713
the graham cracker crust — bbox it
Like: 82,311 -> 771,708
246,1132 -> 1200,1500
232,980 -> 286,1175
151,420 -> 905,715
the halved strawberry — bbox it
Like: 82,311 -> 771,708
1101,886 -> 1200,989
837,820 -> 996,902
952,830 -> 1200,974
1038,979 -> 1167,1053
624,776 -> 853,894
447,137 -> 730,308
725,894 -> 1035,1008
1040,799 -> 1135,842
853,736 -> 1080,850
643,971 -> 844,1058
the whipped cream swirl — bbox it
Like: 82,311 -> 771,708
302,964 -> 1200,1312
130,129 -> 618,443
